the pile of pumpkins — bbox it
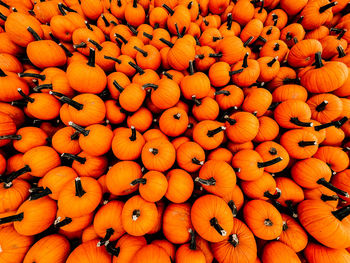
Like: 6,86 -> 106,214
1,0 -> 350,262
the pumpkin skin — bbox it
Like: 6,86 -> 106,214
121,195 -> 158,236
262,241 -> 301,263
133,244 -> 171,263
66,239 -> 111,263
110,234 -> 147,263
304,242 -> 350,263
23,234 -> 70,263
196,160 -> 236,198
211,218 -> 257,263
298,200 -> 350,249
243,200 -> 283,240
279,214 -> 308,252
163,203 -> 193,244
191,194 -> 233,243
0,226 -> 34,263
165,169 -> 194,203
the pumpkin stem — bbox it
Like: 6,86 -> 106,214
173,113 -> 181,119
112,80 -> 124,93
162,71 -> 173,79
70,131 -> 80,140
203,19 -> 209,26
11,101 -> 27,107
315,100 -> 328,112
332,205 -> 350,221
19,72 -> 46,80
29,187 -> 52,200
242,52 -> 249,68
162,4 -> 174,15
209,217 -> 226,236
317,178 -> 349,197
149,148 -> 158,155
290,117 -> 313,127
192,157 -> 204,165
73,42 -> 87,49
61,153 -> 86,164
257,157 -> 283,168
128,61 -> 145,74
68,122 -> 90,136
224,115 -> 237,125
0,212 -> 24,225
264,188 -> 281,200
133,0 -> 137,7
314,52 -> 323,68
104,56 -> 121,64
49,91 -> 83,110
88,39 -> 103,51
0,0 -> 10,9
337,29 -> 347,40
214,90 -> 230,96
54,216 -> 72,228
283,78 -> 299,84
130,178 -> 147,186
233,167 -> 240,172
285,200 -> 298,218
87,48 -> 96,67
194,36 -> 201,46
321,194 -> 339,202
60,3 -> 77,13
132,209 -> 141,221
101,14 -> 110,27
229,69 -> 244,75
0,68 -> 6,77
196,54 -> 205,59
209,53 -> 223,58
143,32 -> 153,40
266,27 -> 273,35
142,83 -> 158,90
272,14 -> 278,26
114,33 -> 128,44
117,0 -> 122,6
293,37 -> 298,44
129,126 -> 137,141
34,84 -> 53,92
282,221 -> 288,231
257,36 -> 267,43
188,60 -> 195,75
337,46 -> 346,58
195,177 -> 216,186
243,36 -> 254,47
126,23 -> 138,35
1,165 -> 31,186
286,32 -> 293,40
225,13 -> 233,30
192,96 -> 201,106
134,46 -> 148,57
27,27 -> 42,41
58,2 -> 67,15
228,200 -> 238,217
258,0 -> 264,12
212,36 -> 221,42
188,229 -> 197,250
267,56 -> 278,67
98,228 -> 115,247
174,23 -> 182,38
298,141 -> 317,147
85,21 -> 93,31
17,88 -> 34,103
106,243 -> 120,257
273,43 -> 280,51
269,147 -> 277,155
264,218 -> 273,226
187,1 -> 193,9
0,134 -> 21,140
334,116 -> 348,128
319,1 -> 337,13
75,177 -> 86,197
229,233 -> 239,247
207,126 -> 226,137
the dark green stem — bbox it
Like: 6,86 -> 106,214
49,91 -> 83,110
69,122 -> 90,136
134,46 -> 148,57
87,48 -> 95,67
61,153 -> 86,164
317,178 -> 349,197
0,135 -> 21,140
17,88 -> 34,103
210,217 -> 226,236
27,27 -> 41,41
207,126 -> 226,137
298,141 -> 317,147
319,1 -> 337,13
315,100 -> 328,112
290,117 -> 313,127
0,212 -> 24,225
332,205 -> 350,221
257,157 -> 283,168
130,178 -> 147,186
19,72 -> 46,80
75,177 -> 86,197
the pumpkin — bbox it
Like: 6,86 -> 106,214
66,239 -> 111,263
165,169 -> 194,203
243,200 -> 283,240
279,214 -> 308,252
261,241 -> 301,263
211,218 -> 257,263
191,194 -> 233,242
109,234 -> 147,262
133,244 -> 171,263
304,242 -> 350,263
23,234 -> 70,263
